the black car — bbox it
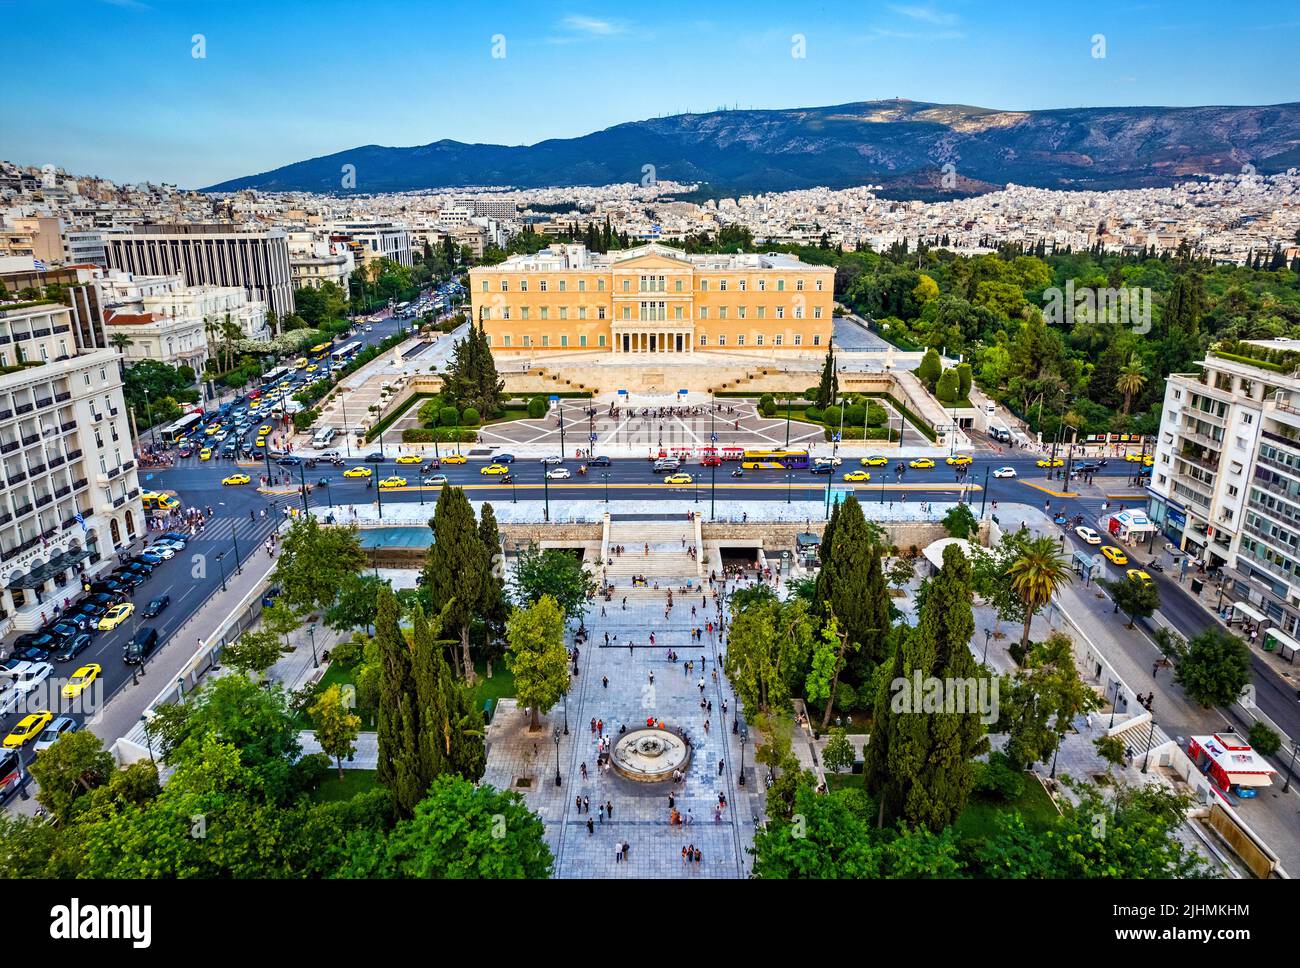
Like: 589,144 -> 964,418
90,578 -> 133,598
54,632 -> 92,662
588,456 -> 613,467
277,455 -> 303,466
810,463 -> 835,475
75,601 -> 108,620
10,643 -> 52,663
143,594 -> 170,618
495,454 -> 516,464
161,532 -> 190,546
363,452 -> 384,463
133,552 -> 164,567
124,627 -> 160,665
121,559 -> 155,577
112,570 -> 146,588
12,631 -> 46,652
47,621 -> 85,642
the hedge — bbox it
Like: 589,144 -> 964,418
402,428 -> 479,443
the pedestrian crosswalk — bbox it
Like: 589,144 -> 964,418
183,513 -> 283,551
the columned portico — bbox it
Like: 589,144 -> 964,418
613,327 -> 694,354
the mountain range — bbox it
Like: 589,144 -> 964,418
203,99 -> 1300,199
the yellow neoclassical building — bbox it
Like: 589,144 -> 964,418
469,243 -> 835,355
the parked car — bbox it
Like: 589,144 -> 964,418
111,570 -> 145,588
540,455 -> 564,465
9,643 -> 52,663
123,627 -> 159,665
142,595 -> 171,618
54,632 -> 92,663
32,716 -> 78,754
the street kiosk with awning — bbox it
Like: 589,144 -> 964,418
1188,732 -> 1277,796
1230,600 -> 1267,628
1263,626 -> 1300,663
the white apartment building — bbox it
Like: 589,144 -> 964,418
0,302 -> 143,632
107,223 -> 295,321
330,220 -> 412,268
287,232 -> 354,292
1148,340 -> 1300,642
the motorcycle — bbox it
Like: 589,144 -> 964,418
329,456 -> 345,467
578,464 -> 588,476
305,458 -> 319,470
731,468 -> 744,478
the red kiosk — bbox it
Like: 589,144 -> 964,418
1188,732 -> 1277,797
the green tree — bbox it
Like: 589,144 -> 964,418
272,516 -> 366,615
1005,535 -> 1072,657
1173,627 -> 1251,707
411,602 -> 485,784
374,586 -> 423,817
814,346 -> 839,409
1100,575 -> 1160,629
917,347 -> 942,389
997,632 -> 1101,770
28,729 -> 115,825
323,572 -> 388,635
935,368 -> 960,403
864,543 -> 988,832
1248,721 -> 1282,756
724,592 -> 815,716
477,503 -> 510,675
941,503 -> 978,539
423,486 -> 487,682
511,543 -> 594,626
222,627 -> 283,678
506,595 -> 570,731
346,775 -> 552,878
805,615 -> 851,730
822,727 -> 856,775
309,683 -> 362,779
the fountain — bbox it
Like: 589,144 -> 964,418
610,727 -> 691,782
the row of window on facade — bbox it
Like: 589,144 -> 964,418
482,275 -> 825,294
482,304 -> 823,322
488,332 -> 823,349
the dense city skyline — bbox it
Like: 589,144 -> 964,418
5,0 -> 1300,187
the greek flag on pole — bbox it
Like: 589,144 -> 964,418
33,258 -> 48,271
75,511 -> 87,533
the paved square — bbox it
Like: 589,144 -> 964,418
483,573 -> 763,878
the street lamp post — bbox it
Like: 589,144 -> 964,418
738,727 -> 748,786
231,524 -> 241,575
1283,741 -> 1298,793
215,551 -> 228,592
141,714 -> 155,765
543,467 -> 550,523
1108,679 -> 1121,729
1141,716 -> 1157,773
602,471 -> 610,504
143,387 -> 158,449
298,461 -> 310,516
784,395 -> 792,448
710,461 -> 716,520
786,472 -> 793,505
339,389 -> 352,457
982,628 -> 991,664
321,478 -> 333,508
979,465 -> 991,518
553,726 -> 562,787
308,623 -> 319,669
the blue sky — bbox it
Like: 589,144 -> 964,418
3,0 -> 1297,188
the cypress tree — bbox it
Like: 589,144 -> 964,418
411,604 -> 449,788
423,487 -> 487,683
824,496 -> 889,666
814,345 -> 838,409
477,503 -> 509,674
375,587 -> 423,817
864,544 -> 987,832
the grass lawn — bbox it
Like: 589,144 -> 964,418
474,658 -> 516,718
292,662 -> 366,729
824,771 -> 864,793
953,775 -> 1060,841
483,407 -> 531,426
310,769 -> 377,803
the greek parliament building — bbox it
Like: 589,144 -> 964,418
469,243 -> 835,355
107,223 -> 295,322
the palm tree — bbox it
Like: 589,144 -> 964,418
1115,356 -> 1147,414
107,332 -> 133,376
203,315 -> 219,367
1005,536 -> 1073,657
219,313 -> 242,371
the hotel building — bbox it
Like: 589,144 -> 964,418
0,301 -> 143,632
468,243 -> 835,355
1148,340 -> 1300,647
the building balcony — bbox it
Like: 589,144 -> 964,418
60,420 -> 75,433
7,470 -> 26,485
0,440 -> 17,454
72,477 -> 88,491
34,396 -> 52,409
20,433 -> 37,446
54,484 -> 70,498
54,391 -> 70,403
34,493 -> 52,508
14,403 -> 33,415
12,502 -> 32,518
66,448 -> 82,461
26,462 -> 45,476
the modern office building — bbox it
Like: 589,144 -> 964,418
330,220 -> 412,269
107,223 -> 294,322
0,216 -> 108,269
1148,339 -> 1300,643
0,301 -> 143,632
468,243 -> 835,355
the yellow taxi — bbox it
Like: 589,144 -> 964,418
378,476 -> 407,489
343,466 -> 372,479
1101,546 -> 1129,566
305,364 -> 318,373
946,455 -> 973,466
3,711 -> 53,748
255,437 -> 267,448
861,455 -> 889,467
1126,569 -> 1153,585
480,463 -> 510,475
1124,452 -> 1146,463
441,453 -> 467,465
205,424 -> 220,436
258,425 -> 271,436
843,470 -> 872,482
396,454 -> 423,465
62,664 -> 101,700
909,458 -> 936,469
1036,457 -> 1064,468
222,473 -> 251,486
98,602 -> 134,631
294,357 -> 308,368
199,447 -> 212,460
663,473 -> 693,485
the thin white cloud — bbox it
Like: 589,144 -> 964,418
561,15 -> 626,37
888,5 -> 958,26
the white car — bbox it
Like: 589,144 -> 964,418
2,661 -> 54,697
1075,526 -> 1102,545
146,543 -> 178,560
992,466 -> 1017,478
813,456 -> 843,467
540,455 -> 564,465
546,468 -> 571,480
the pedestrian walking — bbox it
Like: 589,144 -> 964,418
583,795 -> 590,814
602,675 -> 609,689
587,817 -> 594,836
718,758 -> 725,775
606,800 -> 612,819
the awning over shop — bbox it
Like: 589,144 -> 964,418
5,543 -> 96,591
1232,600 -> 1267,625
1112,508 -> 1158,534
